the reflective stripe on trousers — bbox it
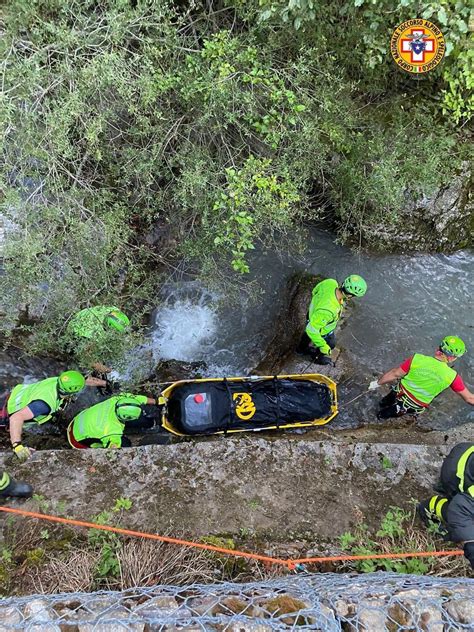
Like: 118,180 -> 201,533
428,495 -> 448,520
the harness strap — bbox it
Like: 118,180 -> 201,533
67,422 -> 88,450
223,378 -> 233,436
273,377 -> 281,429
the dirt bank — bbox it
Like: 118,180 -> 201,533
0,438 -> 455,540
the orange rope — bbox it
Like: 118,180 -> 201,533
291,550 -> 465,565
0,506 -> 464,570
0,506 -> 284,566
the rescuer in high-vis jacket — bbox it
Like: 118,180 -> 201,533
5,371 -> 106,462
369,336 -> 474,419
298,275 -> 367,365
418,443 -> 474,570
67,306 -> 130,341
68,393 -> 156,450
66,306 -> 130,372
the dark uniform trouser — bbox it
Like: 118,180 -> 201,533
418,493 -> 474,568
377,386 -> 425,420
418,444 -> 474,569
418,494 -> 449,529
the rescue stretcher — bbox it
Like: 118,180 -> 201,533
158,374 -> 338,436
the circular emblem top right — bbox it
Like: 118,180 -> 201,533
390,19 -> 445,74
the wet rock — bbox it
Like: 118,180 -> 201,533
252,273 -> 322,375
0,346 -> 66,391
445,598 -> 474,625
359,162 -> 473,253
252,272 -> 350,385
147,359 -> 208,384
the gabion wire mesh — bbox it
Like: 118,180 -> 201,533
0,571 -> 473,630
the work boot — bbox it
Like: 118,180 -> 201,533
0,476 -> 33,499
317,354 -> 333,366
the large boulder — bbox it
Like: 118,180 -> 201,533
252,272 -> 321,375
359,162 -> 473,253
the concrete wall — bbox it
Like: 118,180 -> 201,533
0,438 -> 449,538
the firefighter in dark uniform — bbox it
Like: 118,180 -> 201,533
418,442 -> 474,569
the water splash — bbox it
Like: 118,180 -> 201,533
149,283 -> 217,362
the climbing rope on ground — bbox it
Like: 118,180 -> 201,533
0,505 -> 463,571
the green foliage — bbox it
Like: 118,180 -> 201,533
252,0 -> 473,123
0,0 -> 469,362
201,535 -> 236,550
211,157 -> 300,273
200,535 -> 250,574
329,107 -> 458,245
340,505 -> 438,574
95,541 -> 121,581
88,498 -> 131,584
346,0 -> 473,123
376,507 -> 410,539
248,498 -> 261,510
25,547 -> 45,566
113,497 -> 133,512
31,494 -> 50,513
0,548 -> 13,564
381,455 -> 393,470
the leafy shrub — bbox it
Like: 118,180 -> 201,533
339,505 -> 454,575
0,0 -> 469,361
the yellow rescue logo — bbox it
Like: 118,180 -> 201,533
233,392 -> 256,421
390,19 -> 445,74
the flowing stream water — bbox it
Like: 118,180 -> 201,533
2,228 -> 471,433
151,228 -> 473,430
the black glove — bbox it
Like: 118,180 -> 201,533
105,379 -> 121,395
464,542 -> 474,569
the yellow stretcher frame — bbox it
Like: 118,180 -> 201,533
160,373 -> 338,437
